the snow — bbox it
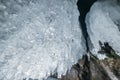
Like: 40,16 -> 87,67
86,0 -> 120,59
0,0 -> 85,80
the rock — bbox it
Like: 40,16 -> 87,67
102,58 -> 120,79
60,52 -> 120,80
98,41 -> 120,59
61,54 -> 90,80
90,53 -> 111,80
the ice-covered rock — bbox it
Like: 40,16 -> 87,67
0,0 -> 85,80
86,0 -> 120,59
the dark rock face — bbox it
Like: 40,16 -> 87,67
90,53 -> 111,80
77,0 -> 97,15
102,58 -> 120,79
61,54 -> 90,80
98,41 -> 120,59
60,51 -> 120,80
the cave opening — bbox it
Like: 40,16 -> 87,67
77,0 -> 97,52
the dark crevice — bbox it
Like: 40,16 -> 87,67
77,0 -> 97,52
76,1 -> 97,80
98,41 -> 120,59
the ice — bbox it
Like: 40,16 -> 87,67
0,0 -> 85,80
86,0 -> 120,59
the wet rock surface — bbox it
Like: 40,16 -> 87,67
60,43 -> 120,80
61,54 -> 90,80
102,58 -> 120,79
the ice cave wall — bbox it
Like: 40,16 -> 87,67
1,0 -> 120,79
0,0 -> 86,80
86,0 -> 120,58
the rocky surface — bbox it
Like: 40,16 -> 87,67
61,54 -> 90,80
59,43 -> 120,80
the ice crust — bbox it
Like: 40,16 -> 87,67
86,0 -> 120,59
0,0 -> 85,80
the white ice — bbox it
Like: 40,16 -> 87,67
0,0 -> 85,80
86,0 -> 120,59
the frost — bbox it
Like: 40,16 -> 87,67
86,0 -> 120,59
0,0 -> 85,80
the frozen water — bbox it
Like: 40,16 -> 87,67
86,0 -> 120,59
0,0 -> 85,80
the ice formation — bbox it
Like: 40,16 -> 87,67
0,0 -> 85,80
86,0 -> 120,59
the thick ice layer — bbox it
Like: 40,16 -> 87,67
86,0 -> 120,59
0,0 -> 85,80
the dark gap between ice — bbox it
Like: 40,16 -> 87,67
77,0 -> 97,52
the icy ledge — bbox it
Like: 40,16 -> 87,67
0,0 -> 86,80
86,0 -> 120,59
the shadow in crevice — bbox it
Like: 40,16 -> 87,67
77,0 -> 97,52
